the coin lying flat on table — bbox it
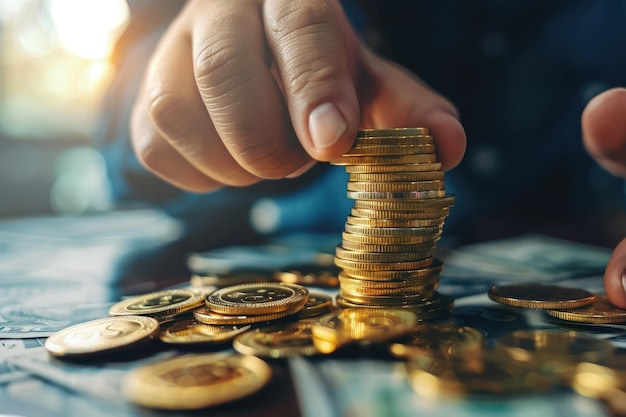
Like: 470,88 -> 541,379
390,323 -> 484,360
109,289 -> 205,318
546,295 -> 626,324
45,315 -> 159,357
122,352 -> 271,410
205,282 -> 309,315
158,319 -> 250,345
233,321 -> 319,358
488,284 -> 595,309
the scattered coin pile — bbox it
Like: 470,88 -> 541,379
330,128 -> 454,318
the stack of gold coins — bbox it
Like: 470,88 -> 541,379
330,127 -> 454,318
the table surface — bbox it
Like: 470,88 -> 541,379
1,209 -> 624,417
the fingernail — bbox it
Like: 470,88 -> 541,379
308,103 -> 347,150
622,271 -> 626,295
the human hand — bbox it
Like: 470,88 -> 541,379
582,87 -> 626,308
130,0 -> 466,193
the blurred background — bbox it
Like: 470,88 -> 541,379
0,0 -> 130,217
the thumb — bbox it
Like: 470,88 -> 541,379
604,237 -> 626,308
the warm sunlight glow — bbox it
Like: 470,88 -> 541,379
49,0 -> 130,60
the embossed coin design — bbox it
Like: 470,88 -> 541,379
205,282 -> 309,315
109,289 -> 205,317
122,353 -> 271,410
488,284 -> 595,309
45,316 -> 159,357
158,319 -> 250,345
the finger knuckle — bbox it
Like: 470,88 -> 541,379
147,90 -> 195,138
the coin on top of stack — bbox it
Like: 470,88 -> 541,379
330,128 -> 454,319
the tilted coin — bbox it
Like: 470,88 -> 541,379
297,292 -> 333,319
488,284 -> 595,309
206,282 -> 309,315
109,289 -> 205,318
390,323 -> 484,360
351,207 -> 450,219
338,272 -> 440,289
45,316 -> 159,357
338,281 -> 438,297
159,318 -> 250,345
335,245 -> 432,263
343,144 -> 436,156
343,224 -> 442,237
345,162 -> 443,174
356,127 -> 430,137
335,256 -> 433,271
233,321 -> 319,358
339,258 -> 443,281
332,153 -> 437,166
347,189 -> 447,200
122,352 -> 271,410
546,295 -> 626,323
346,215 -> 446,228
193,305 -> 302,325
342,231 -> 442,245
347,180 -> 445,193
340,239 -> 438,253
349,171 -> 444,182
354,195 -> 455,210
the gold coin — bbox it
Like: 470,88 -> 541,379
331,153 -> 437,166
573,362 -> 625,399
339,288 -> 437,306
158,318 -> 250,345
297,292 -> 334,319
347,180 -> 445,193
274,265 -> 340,287
339,281 -> 438,296
342,231 -> 441,245
206,282 -> 309,315
109,289 -> 206,318
347,189 -> 447,200
45,316 -> 159,357
122,352 -> 271,410
335,245 -> 432,263
338,272 -> 440,289
311,308 -> 417,348
354,195 -> 455,210
349,171 -> 444,182
488,284 -> 595,309
335,256 -> 433,271
356,127 -> 430,137
351,207 -> 450,219
546,295 -> 626,323
352,137 -> 434,147
345,162 -> 443,173
390,323 -> 484,360
346,215 -> 446,228
339,258 -> 443,281
343,224 -> 442,237
233,321 -> 319,358
340,239 -> 438,253
193,305 -> 302,325
344,144 -> 436,156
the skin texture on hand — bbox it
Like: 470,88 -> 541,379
582,87 -> 626,308
130,0 -> 466,193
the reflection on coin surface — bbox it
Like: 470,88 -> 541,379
488,284 -> 595,309
193,305 -> 301,325
297,292 -> 333,319
159,319 -> 250,345
45,316 -> 159,357
233,321 -> 319,358
546,295 -> 626,323
109,289 -> 205,317
390,323 -> 484,360
206,282 -> 308,315
122,353 -> 271,410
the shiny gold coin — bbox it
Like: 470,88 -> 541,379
334,293 -> 452,319
233,321 -> 319,358
351,207 -> 450,220
345,162 -> 443,174
340,258 -> 443,280
340,239 -> 438,253
109,289 -> 206,318
349,171 -> 444,182
331,153 -> 437,166
356,127 -> 430,137
546,295 -> 626,323
335,256 -> 433,271
488,284 -> 595,309
339,281 -> 438,296
158,319 -> 250,345
297,292 -> 334,319
342,231 -> 441,245
274,265 -> 340,287
352,137 -> 434,147
45,316 -> 159,357
122,352 -> 271,410
193,305 -> 302,325
347,189 -> 447,200
339,289 -> 437,306
338,271 -> 440,289
390,323 -> 484,360
206,282 -> 309,315
346,215 -> 446,228
344,144 -> 436,156
311,308 -> 417,350
354,195 -> 455,210
335,246 -> 432,263
347,180 -> 445,193
573,362 -> 625,399
343,224 -> 442,237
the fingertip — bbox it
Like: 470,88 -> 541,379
422,111 -> 467,171
582,87 -> 626,166
604,238 -> 626,309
